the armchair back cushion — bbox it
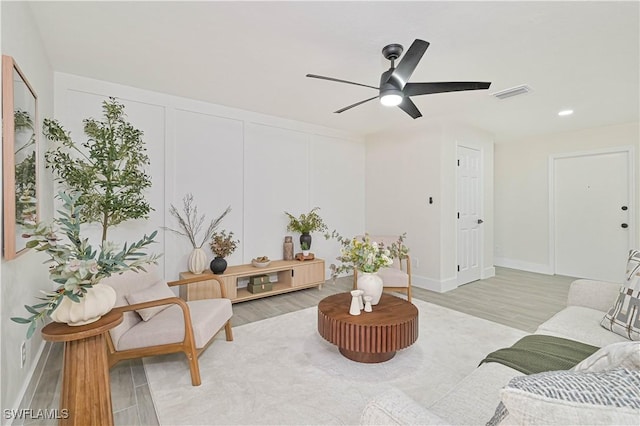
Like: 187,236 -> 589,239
125,280 -> 175,321
101,264 -> 164,348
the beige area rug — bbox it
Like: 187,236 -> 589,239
144,299 -> 527,425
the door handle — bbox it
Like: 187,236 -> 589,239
621,206 -> 628,211
477,219 -> 484,224
621,223 -> 629,229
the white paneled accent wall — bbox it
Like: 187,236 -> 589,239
54,73 -> 365,281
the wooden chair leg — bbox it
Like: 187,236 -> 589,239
186,349 -> 202,386
224,320 -> 234,341
407,286 -> 412,303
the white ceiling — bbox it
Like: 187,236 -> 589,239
27,1 -> 639,141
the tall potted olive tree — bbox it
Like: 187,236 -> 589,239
43,97 -> 152,242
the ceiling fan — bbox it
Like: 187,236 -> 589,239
307,39 -> 491,119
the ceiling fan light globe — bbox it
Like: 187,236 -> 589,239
380,93 -> 403,107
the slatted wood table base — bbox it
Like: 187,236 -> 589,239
41,311 -> 123,426
317,293 -> 418,363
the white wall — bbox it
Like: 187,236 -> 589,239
365,120 -> 494,292
494,122 -> 640,273
54,73 -> 366,283
1,0 -> 54,414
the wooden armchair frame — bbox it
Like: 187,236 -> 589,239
105,274 -> 233,386
353,254 -> 412,303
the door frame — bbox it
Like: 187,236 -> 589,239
456,144 -> 484,286
548,145 -> 637,275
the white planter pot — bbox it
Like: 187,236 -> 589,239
357,271 -> 384,305
188,247 -> 208,274
50,283 -> 117,326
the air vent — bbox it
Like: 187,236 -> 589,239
491,85 -> 531,100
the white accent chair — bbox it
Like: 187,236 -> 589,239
353,235 -> 412,302
102,265 -> 233,386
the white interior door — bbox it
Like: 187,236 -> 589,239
553,150 -> 631,282
457,146 -> 482,285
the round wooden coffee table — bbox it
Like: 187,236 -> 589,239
317,292 -> 419,363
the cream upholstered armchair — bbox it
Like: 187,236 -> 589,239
101,265 -> 233,386
353,235 -> 412,302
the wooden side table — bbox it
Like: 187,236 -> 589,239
41,310 -> 123,426
317,293 -> 419,363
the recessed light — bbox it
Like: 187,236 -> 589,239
558,109 -> 574,116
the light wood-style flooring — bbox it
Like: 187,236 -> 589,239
16,267 -> 575,425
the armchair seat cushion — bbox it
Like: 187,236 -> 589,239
378,267 -> 409,288
116,298 -> 233,351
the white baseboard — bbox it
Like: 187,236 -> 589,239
482,266 -> 496,279
412,275 -> 457,293
9,340 -> 48,425
494,257 -> 553,275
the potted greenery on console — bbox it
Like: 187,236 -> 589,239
164,194 -> 231,274
12,98 -> 162,337
284,207 -> 327,253
209,230 -> 239,274
12,192 -> 160,337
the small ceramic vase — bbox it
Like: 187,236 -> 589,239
364,296 -> 373,313
355,289 -> 364,310
349,290 -> 361,315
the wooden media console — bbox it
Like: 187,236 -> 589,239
179,258 -> 325,303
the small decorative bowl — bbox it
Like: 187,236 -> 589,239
252,259 -> 271,268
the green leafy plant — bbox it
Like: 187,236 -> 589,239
324,232 -> 409,277
209,230 -> 239,258
301,242 -> 310,251
43,97 -> 152,242
11,192 -> 161,338
284,207 -> 328,234
14,109 -> 37,225
164,193 -> 231,249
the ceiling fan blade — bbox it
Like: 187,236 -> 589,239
398,97 -> 422,119
404,81 -> 491,97
334,96 -> 379,113
387,39 -> 430,89
306,74 -> 379,90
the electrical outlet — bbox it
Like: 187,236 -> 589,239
20,341 -> 27,368
412,258 -> 419,268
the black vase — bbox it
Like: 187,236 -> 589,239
300,233 -> 312,251
210,257 -> 227,274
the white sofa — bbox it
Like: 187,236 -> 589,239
360,279 -> 630,425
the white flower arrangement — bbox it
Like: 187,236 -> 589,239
333,234 -> 393,274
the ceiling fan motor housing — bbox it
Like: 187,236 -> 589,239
379,68 -> 403,100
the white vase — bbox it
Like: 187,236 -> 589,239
188,247 -> 207,274
50,283 -> 117,326
349,290 -> 361,315
357,271 -> 384,305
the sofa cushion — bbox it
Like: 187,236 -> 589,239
535,306 -> 627,347
360,387 -> 449,425
572,341 -> 640,372
600,249 -> 640,341
116,298 -> 232,351
428,362 -> 522,425
125,280 -> 176,321
492,368 -> 640,425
